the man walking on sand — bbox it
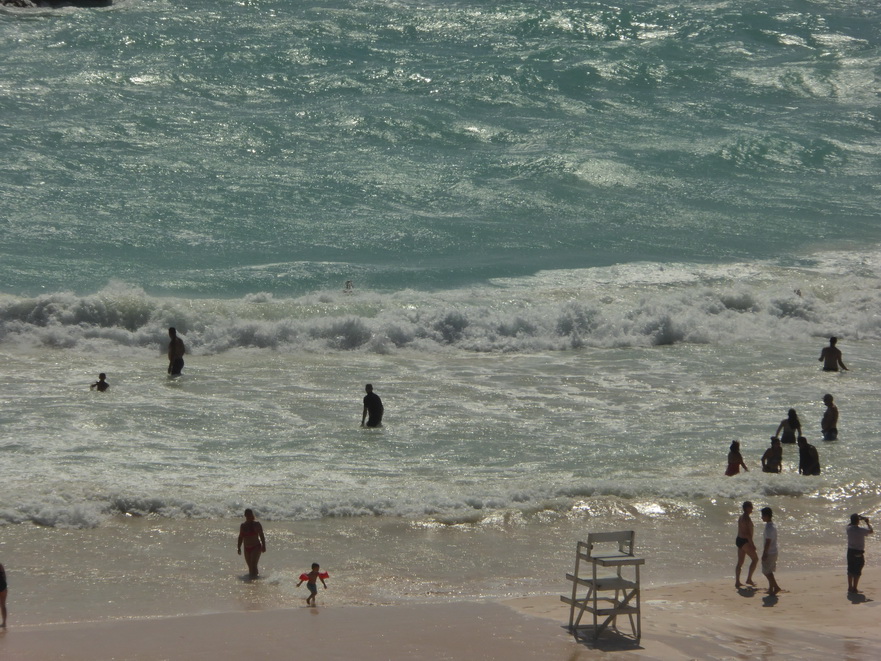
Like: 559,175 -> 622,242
761,507 -> 781,595
735,501 -> 758,588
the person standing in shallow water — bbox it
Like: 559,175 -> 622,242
90,373 -> 109,392
237,509 -> 266,579
797,436 -> 821,475
761,437 -> 783,473
819,336 -> 848,372
724,441 -> 748,476
821,394 -> 839,441
773,408 -> 801,444
361,383 -> 384,428
167,327 -> 185,376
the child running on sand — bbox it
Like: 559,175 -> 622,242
297,563 -> 329,606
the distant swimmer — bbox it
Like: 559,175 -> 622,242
819,336 -> 847,372
761,437 -> 783,474
90,373 -> 109,392
725,440 -> 749,476
797,436 -> 821,475
361,383 -> 384,428
344,280 -> 354,293
821,394 -> 839,441
167,327 -> 185,376
237,509 -> 266,580
773,408 -> 801,444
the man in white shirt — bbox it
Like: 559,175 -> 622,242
847,514 -> 873,594
761,507 -> 781,595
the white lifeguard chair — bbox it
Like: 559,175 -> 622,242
560,530 -> 644,644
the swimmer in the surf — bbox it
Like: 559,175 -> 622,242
167,327 -> 185,376
237,509 -> 266,579
724,441 -> 748,476
761,437 -> 782,473
735,501 -> 758,588
821,394 -> 839,441
773,408 -> 801,444
819,336 -> 847,372
90,373 -> 109,392
361,383 -> 384,428
297,563 -> 328,606
344,280 -> 354,293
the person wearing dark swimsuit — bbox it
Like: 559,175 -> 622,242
236,509 -> 266,579
0,562 -> 7,628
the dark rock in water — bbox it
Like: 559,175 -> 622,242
2,0 -> 112,7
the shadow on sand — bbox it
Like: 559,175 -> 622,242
560,625 -> 643,652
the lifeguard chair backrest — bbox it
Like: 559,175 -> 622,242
586,530 -> 635,557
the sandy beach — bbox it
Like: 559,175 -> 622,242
1,568 -> 876,660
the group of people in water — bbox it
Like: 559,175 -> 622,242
88,327 -> 387,431
730,336 -> 872,598
724,337 -> 846,477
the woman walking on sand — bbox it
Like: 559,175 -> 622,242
237,509 -> 266,579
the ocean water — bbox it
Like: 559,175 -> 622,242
1,0 -> 880,625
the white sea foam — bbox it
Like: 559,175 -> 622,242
2,249 -> 879,357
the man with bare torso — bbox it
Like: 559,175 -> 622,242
735,501 -> 758,588
819,336 -> 847,372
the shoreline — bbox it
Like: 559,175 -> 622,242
1,569 -> 877,660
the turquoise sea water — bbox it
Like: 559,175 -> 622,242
1,0 -> 880,624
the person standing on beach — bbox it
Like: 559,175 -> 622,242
821,394 -> 839,441
797,436 -> 821,475
237,509 -> 266,579
819,336 -> 847,372
773,408 -> 801,444
0,562 -> 7,628
761,437 -> 782,473
90,373 -> 109,392
735,501 -> 758,588
724,441 -> 748,476
167,327 -> 185,376
361,383 -> 384,428
761,507 -> 781,595
847,514 -> 873,594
